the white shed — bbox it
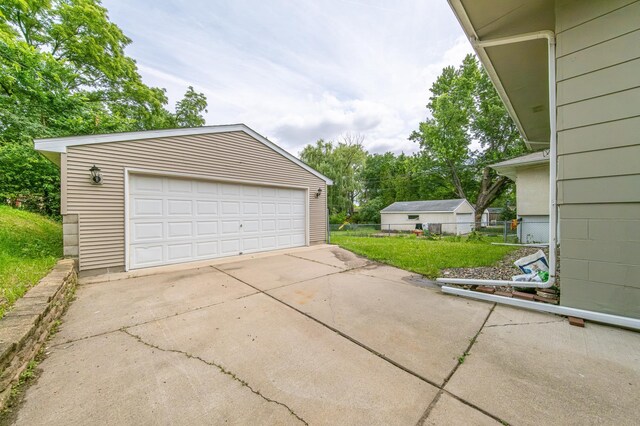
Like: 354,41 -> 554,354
380,199 -> 476,235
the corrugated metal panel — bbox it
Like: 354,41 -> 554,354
66,131 -> 327,271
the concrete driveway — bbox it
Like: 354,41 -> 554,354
11,245 -> 640,425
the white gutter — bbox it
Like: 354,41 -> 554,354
437,30 -> 640,329
441,286 -> 640,331
437,31 -> 557,290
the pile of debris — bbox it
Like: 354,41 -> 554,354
441,247 -> 560,305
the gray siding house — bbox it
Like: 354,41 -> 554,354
447,0 -> 640,319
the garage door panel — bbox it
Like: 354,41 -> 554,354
278,203 -> 291,214
260,187 -> 275,197
278,189 -> 291,199
196,241 -> 218,257
167,222 -> 192,239
221,184 -> 241,195
278,235 -> 291,246
167,243 -> 192,260
196,180 -> 218,195
168,178 -> 193,193
242,237 -> 259,251
221,201 -> 240,215
292,234 -> 306,245
167,199 -> 192,216
243,220 -> 260,233
261,203 -> 276,214
221,220 -> 240,234
243,202 -> 259,214
133,199 -> 163,216
278,219 -> 292,230
131,222 -> 163,242
221,239 -> 240,254
261,219 -> 276,231
132,175 -> 163,192
133,245 -> 163,266
129,174 -> 307,270
196,200 -> 218,215
243,186 -> 259,196
196,221 -> 218,236
262,236 -> 277,249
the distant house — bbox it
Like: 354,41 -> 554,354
491,151 -> 550,242
481,207 -> 503,226
380,199 -> 475,235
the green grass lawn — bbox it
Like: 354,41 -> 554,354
331,234 -> 516,278
0,205 -> 62,318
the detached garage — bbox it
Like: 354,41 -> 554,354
380,199 -> 476,235
35,124 -> 332,274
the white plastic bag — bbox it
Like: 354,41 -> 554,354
512,272 -> 543,282
514,250 -> 549,274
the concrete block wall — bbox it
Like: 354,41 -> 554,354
62,214 -> 79,258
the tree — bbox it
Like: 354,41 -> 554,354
410,55 -> 525,223
175,86 -> 208,127
300,134 -> 367,218
0,0 -> 208,217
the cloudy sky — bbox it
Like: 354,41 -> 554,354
102,0 -> 472,155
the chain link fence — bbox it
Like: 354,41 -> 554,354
329,220 -> 550,244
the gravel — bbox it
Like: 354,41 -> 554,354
441,247 -> 548,282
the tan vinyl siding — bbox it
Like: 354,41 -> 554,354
556,0 -> 640,318
65,131 -> 327,271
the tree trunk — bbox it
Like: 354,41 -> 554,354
474,167 -> 510,225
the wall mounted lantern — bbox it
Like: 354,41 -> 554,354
315,188 -> 322,198
90,165 -> 103,185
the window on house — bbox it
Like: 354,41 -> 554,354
408,214 -> 419,220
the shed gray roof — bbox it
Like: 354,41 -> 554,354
381,199 -> 467,213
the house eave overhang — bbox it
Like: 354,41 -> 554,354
34,123 -> 333,185
447,0 -> 555,150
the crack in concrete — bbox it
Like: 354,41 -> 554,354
48,293 -> 260,349
485,319 -> 564,328
120,328 -> 308,425
214,265 -> 512,425
284,253 -> 348,270
416,303 -> 511,426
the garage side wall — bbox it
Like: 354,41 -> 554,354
65,131 -> 327,271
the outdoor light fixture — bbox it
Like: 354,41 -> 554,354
315,188 -> 322,198
90,165 -> 103,185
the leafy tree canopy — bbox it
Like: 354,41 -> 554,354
300,134 -> 367,219
410,54 -> 526,221
0,0 -> 208,217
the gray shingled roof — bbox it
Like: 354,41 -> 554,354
381,199 -> 467,213
485,207 -> 503,213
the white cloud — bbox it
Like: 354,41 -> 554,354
103,0 -> 472,155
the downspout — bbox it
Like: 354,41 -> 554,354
438,31 -> 557,290
436,31 -> 640,330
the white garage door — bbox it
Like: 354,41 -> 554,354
128,174 -> 307,269
456,213 -> 473,235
